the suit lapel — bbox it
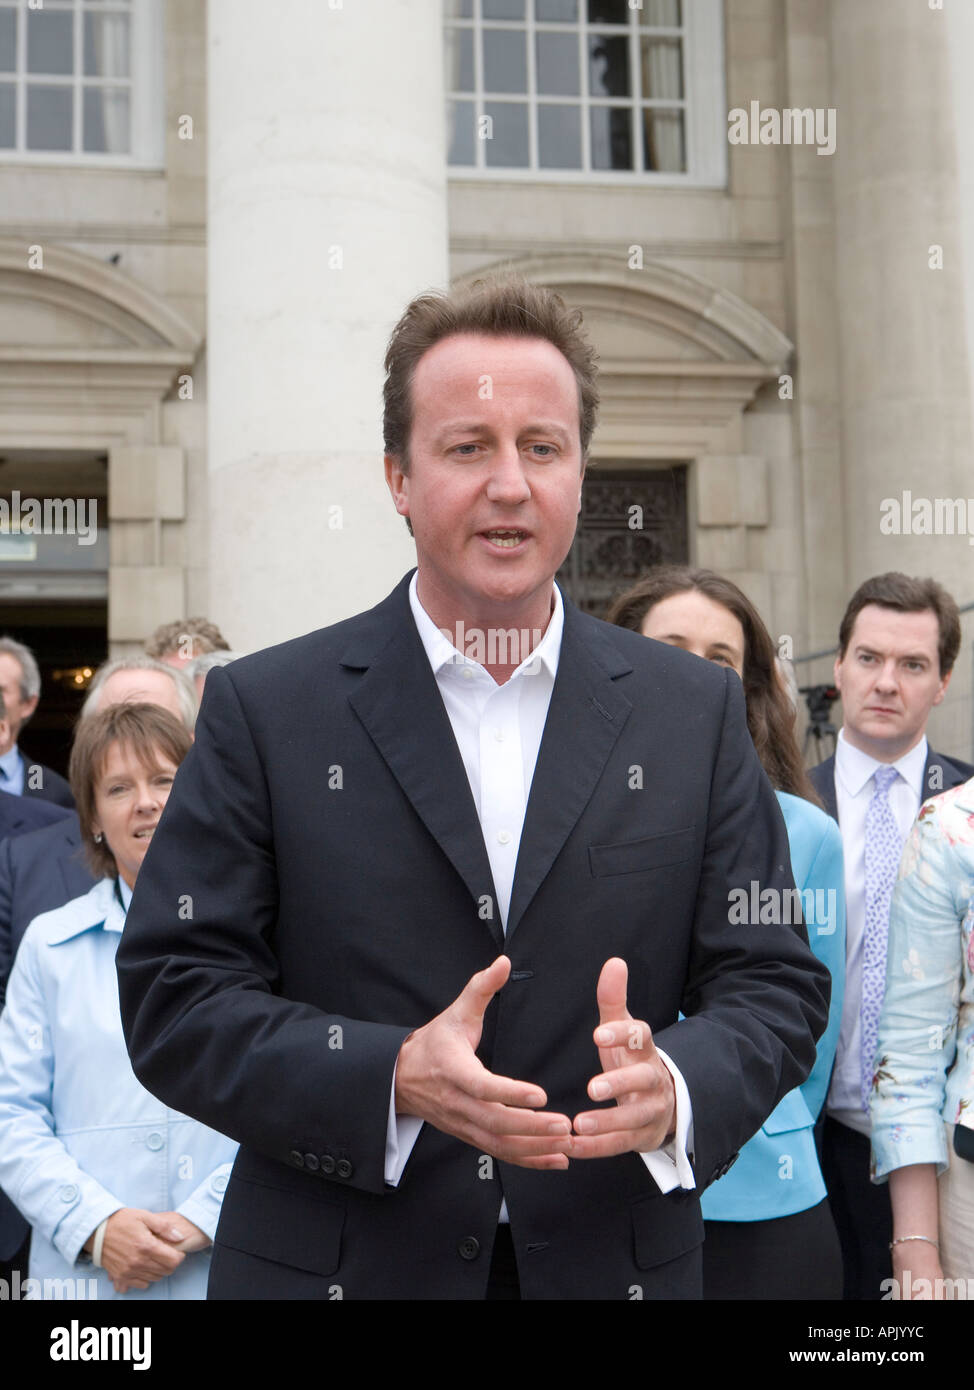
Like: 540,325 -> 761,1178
819,756 -> 838,821
506,602 -> 632,941
345,579 -> 503,949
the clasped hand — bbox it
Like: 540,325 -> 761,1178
394,955 -> 677,1169
83,1208 -> 210,1293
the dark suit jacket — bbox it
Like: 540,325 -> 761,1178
18,754 -> 75,810
0,790 -> 70,845
809,746 -> 974,822
117,572 -> 830,1300
0,810 -> 95,1260
0,814 -> 95,1004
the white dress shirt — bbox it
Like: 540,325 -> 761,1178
826,728 -> 929,1134
383,574 -> 695,1203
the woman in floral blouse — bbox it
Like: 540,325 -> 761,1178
870,774 -> 974,1296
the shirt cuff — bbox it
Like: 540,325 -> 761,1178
639,1048 -> 695,1193
385,1057 -> 423,1186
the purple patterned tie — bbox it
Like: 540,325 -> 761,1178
861,764 -> 901,1109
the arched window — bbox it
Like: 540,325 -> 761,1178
445,0 -> 725,185
0,0 -> 163,165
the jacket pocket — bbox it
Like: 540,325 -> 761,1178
761,1088 -> 815,1136
215,1173 -> 345,1277
630,1189 -> 704,1270
589,827 -> 696,878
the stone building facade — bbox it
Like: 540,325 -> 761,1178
0,0 -> 971,760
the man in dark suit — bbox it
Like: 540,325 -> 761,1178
809,572 -> 973,1300
118,278 -> 829,1300
0,689 -> 71,851
0,636 -> 73,809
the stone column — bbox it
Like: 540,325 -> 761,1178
207,0 -> 448,652
831,0 -> 974,757
830,0 -> 973,585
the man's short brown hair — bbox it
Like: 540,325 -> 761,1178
383,275 -> 600,471
837,572 -> 962,675
69,702 -> 193,879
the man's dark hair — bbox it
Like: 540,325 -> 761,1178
837,572 -> 961,675
382,275 -> 600,473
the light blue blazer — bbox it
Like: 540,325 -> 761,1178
0,877 -> 238,1299
700,791 -> 845,1221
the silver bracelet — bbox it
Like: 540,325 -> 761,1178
889,1234 -> 939,1252
91,1217 -> 110,1268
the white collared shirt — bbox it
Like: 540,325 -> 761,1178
384,573 -> 695,1200
826,728 -> 929,1132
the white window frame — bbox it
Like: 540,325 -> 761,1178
446,0 -> 726,188
0,0 -> 164,168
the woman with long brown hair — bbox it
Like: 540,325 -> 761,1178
607,565 -> 845,1299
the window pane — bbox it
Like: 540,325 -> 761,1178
84,12 -> 130,78
82,84 -> 129,152
27,8 -> 73,75
536,32 -> 578,96
0,81 -> 14,147
587,0 -> 628,24
484,101 -> 528,166
26,83 -> 73,149
641,106 -> 684,171
483,28 -> 526,94
447,98 -> 476,165
639,37 -> 682,99
444,0 -> 474,15
0,7 -> 16,74
483,0 -> 525,18
538,103 -> 581,168
537,0 -> 577,19
444,27 -> 474,93
590,104 -> 631,169
588,34 -> 629,97
638,0 -> 681,24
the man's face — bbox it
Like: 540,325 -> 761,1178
385,334 -> 585,622
0,654 -> 37,748
834,604 -> 950,761
99,669 -> 187,728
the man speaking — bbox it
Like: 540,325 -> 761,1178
117,278 -> 829,1300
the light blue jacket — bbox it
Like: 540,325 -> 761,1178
700,791 -> 845,1221
0,877 -> 237,1299
871,777 -> 974,1181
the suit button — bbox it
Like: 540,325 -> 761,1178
290,1150 -> 305,1168
146,1132 -> 164,1151
458,1236 -> 480,1261
336,1159 -> 353,1179
304,1153 -> 320,1171
320,1155 -> 336,1175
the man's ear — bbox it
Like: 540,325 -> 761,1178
384,454 -> 409,521
933,668 -> 952,707
19,694 -> 38,726
832,653 -> 843,694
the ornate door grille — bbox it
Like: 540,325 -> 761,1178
557,466 -> 688,619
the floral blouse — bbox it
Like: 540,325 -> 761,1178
870,776 -> 974,1182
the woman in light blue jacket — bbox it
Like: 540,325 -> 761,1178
871,775 -> 974,1296
608,566 -> 845,1299
0,702 -> 237,1299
